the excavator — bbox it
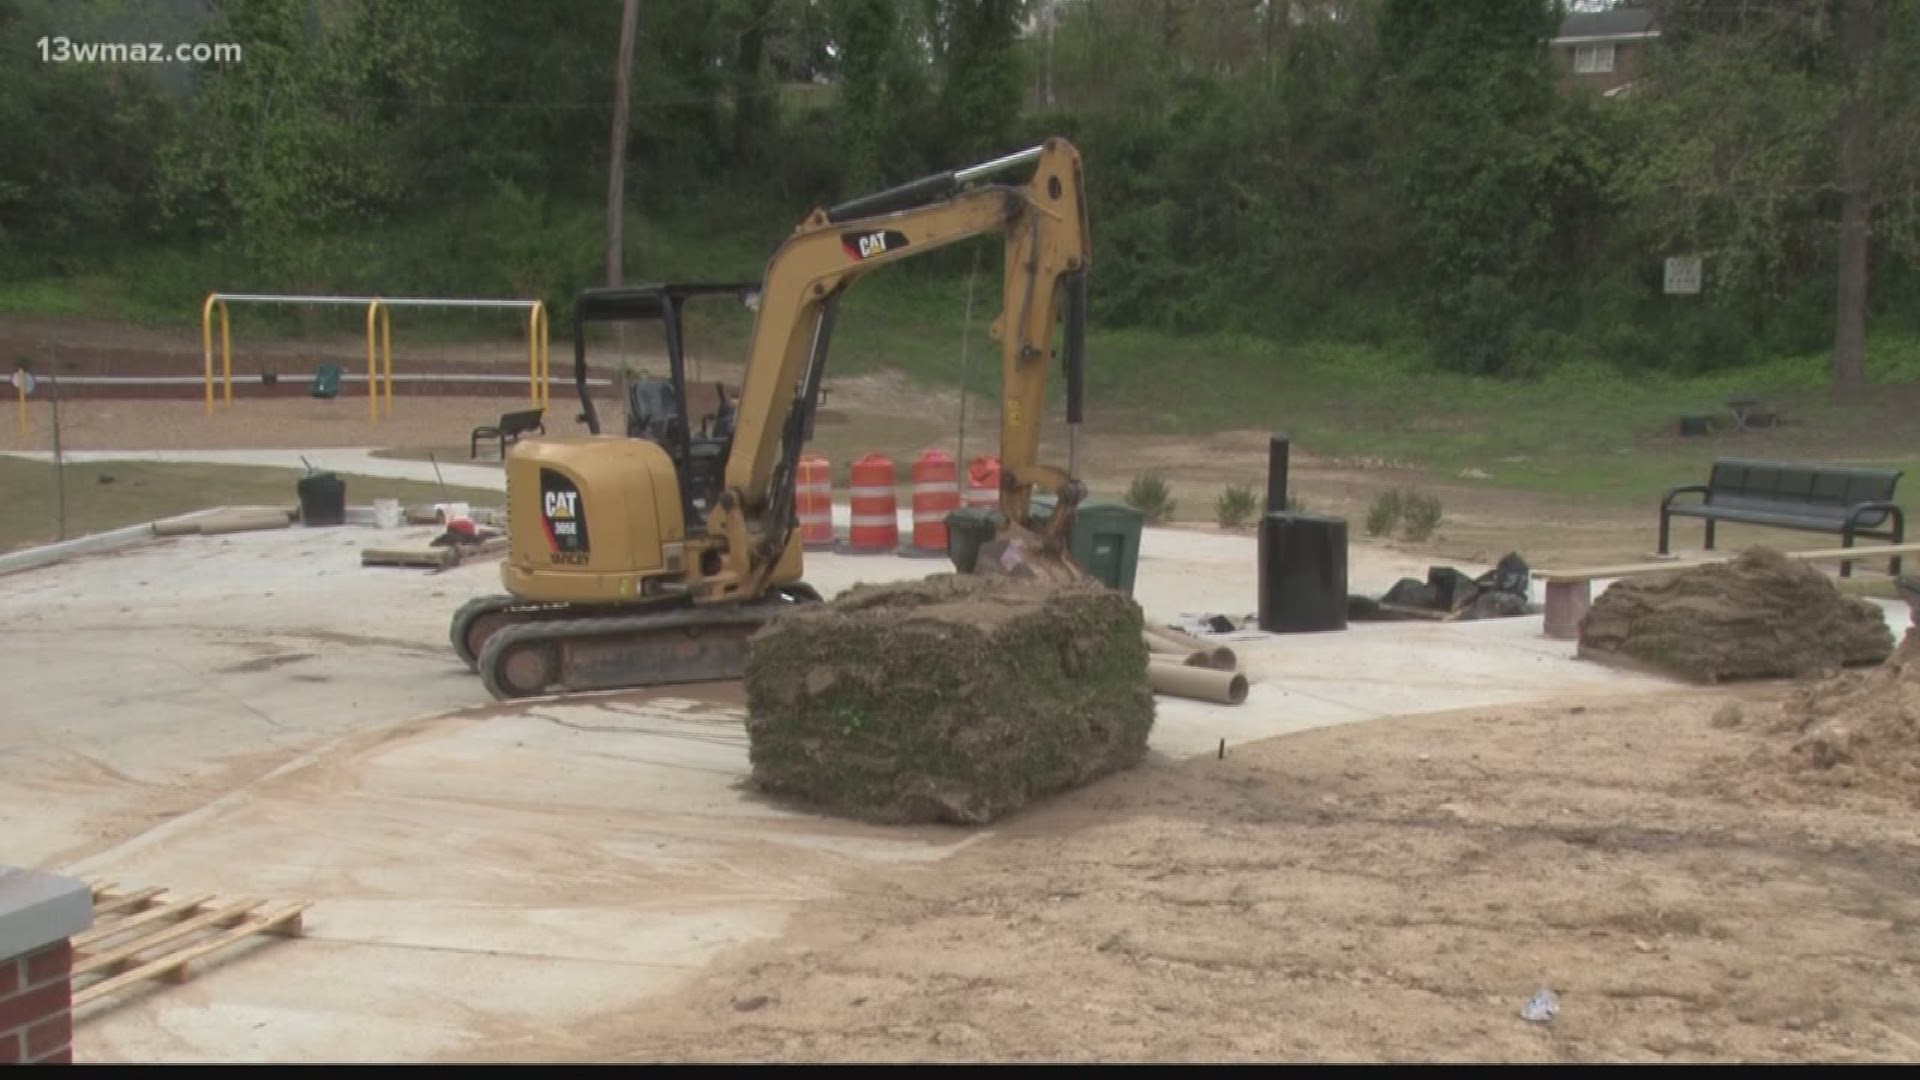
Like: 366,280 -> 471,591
450,138 -> 1092,700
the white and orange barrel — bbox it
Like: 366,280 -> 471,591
964,454 -> 1001,510
847,452 -> 899,552
795,453 -> 834,548
909,448 -> 960,552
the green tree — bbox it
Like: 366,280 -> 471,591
156,0 -> 472,285
1620,0 -> 1920,398
1377,0 -> 1574,374
935,0 -> 1025,160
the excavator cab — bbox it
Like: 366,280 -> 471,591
573,284 -> 759,522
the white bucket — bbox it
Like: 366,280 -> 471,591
373,498 -> 402,529
437,501 -> 472,525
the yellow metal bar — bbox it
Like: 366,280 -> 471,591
366,300 -> 381,421
201,293 -> 217,416
219,302 -> 232,408
541,304 -> 551,408
381,306 -> 394,417
528,305 -> 540,408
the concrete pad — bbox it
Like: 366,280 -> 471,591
62,693 -> 978,1062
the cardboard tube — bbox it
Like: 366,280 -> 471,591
1148,660 -> 1248,705
1146,624 -> 1211,650
1142,633 -> 1217,668
1145,625 -> 1237,672
196,507 -> 295,535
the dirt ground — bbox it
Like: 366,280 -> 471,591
583,684 -> 1920,1063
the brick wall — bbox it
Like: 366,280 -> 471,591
1,940 -> 75,1064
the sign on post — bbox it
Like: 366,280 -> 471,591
1664,256 -> 1703,295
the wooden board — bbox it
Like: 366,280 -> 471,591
1536,541 -> 1920,583
360,535 -> 508,570
71,884 -> 308,1016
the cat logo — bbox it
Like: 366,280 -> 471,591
539,468 -> 591,555
842,229 -> 910,261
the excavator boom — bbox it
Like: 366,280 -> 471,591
699,138 -> 1091,601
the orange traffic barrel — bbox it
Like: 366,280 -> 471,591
796,453 -> 834,548
964,455 -> 1001,510
847,452 -> 899,552
909,448 -> 960,553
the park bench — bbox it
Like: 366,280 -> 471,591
1659,458 -> 1904,577
470,407 -> 545,459
1534,540 -> 1920,640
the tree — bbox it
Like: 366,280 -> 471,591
936,0 -> 1025,160
830,0 -> 901,192
606,0 -> 640,286
1377,0 -> 1572,373
1621,0 -> 1920,398
156,0 -> 471,285
1833,0 -> 1874,396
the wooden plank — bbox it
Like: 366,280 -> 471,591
1377,602 -> 1448,621
1537,541 -> 1920,583
360,544 -> 458,568
73,894 -> 216,949
72,904 -> 310,1009
74,899 -> 261,978
92,886 -> 166,917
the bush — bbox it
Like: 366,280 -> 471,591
1400,491 -> 1443,541
1365,489 -> 1403,537
1126,472 -> 1175,523
1214,484 -> 1258,529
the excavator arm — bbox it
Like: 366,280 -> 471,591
696,139 -> 1092,602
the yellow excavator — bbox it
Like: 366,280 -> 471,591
451,138 -> 1092,699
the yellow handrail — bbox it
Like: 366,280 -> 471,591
527,301 -> 551,409
382,304 -> 394,417
200,293 -> 232,415
366,299 -> 382,421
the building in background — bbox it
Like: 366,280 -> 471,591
1551,5 -> 1661,97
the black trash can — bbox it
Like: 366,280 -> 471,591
297,471 -> 347,527
1258,512 -> 1348,632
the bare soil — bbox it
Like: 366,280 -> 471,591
583,686 -> 1920,1062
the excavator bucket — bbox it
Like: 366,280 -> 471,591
967,483 -> 1092,585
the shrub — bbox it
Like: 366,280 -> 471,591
1400,491 -> 1443,541
1214,484 -> 1258,529
1126,472 -> 1176,523
1364,489 -> 1403,537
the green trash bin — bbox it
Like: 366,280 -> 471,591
1027,496 -> 1145,596
310,362 -> 343,400
944,507 -> 999,573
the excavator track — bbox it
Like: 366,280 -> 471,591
449,594 -> 584,671
474,584 -> 822,700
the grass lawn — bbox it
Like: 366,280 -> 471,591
0,458 -> 502,553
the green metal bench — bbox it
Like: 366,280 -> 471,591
1659,457 -> 1904,576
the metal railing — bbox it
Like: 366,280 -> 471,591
200,293 -> 550,419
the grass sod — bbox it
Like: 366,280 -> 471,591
0,457 -> 502,552
744,575 -> 1155,825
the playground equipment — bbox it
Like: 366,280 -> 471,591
199,293 -> 551,419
